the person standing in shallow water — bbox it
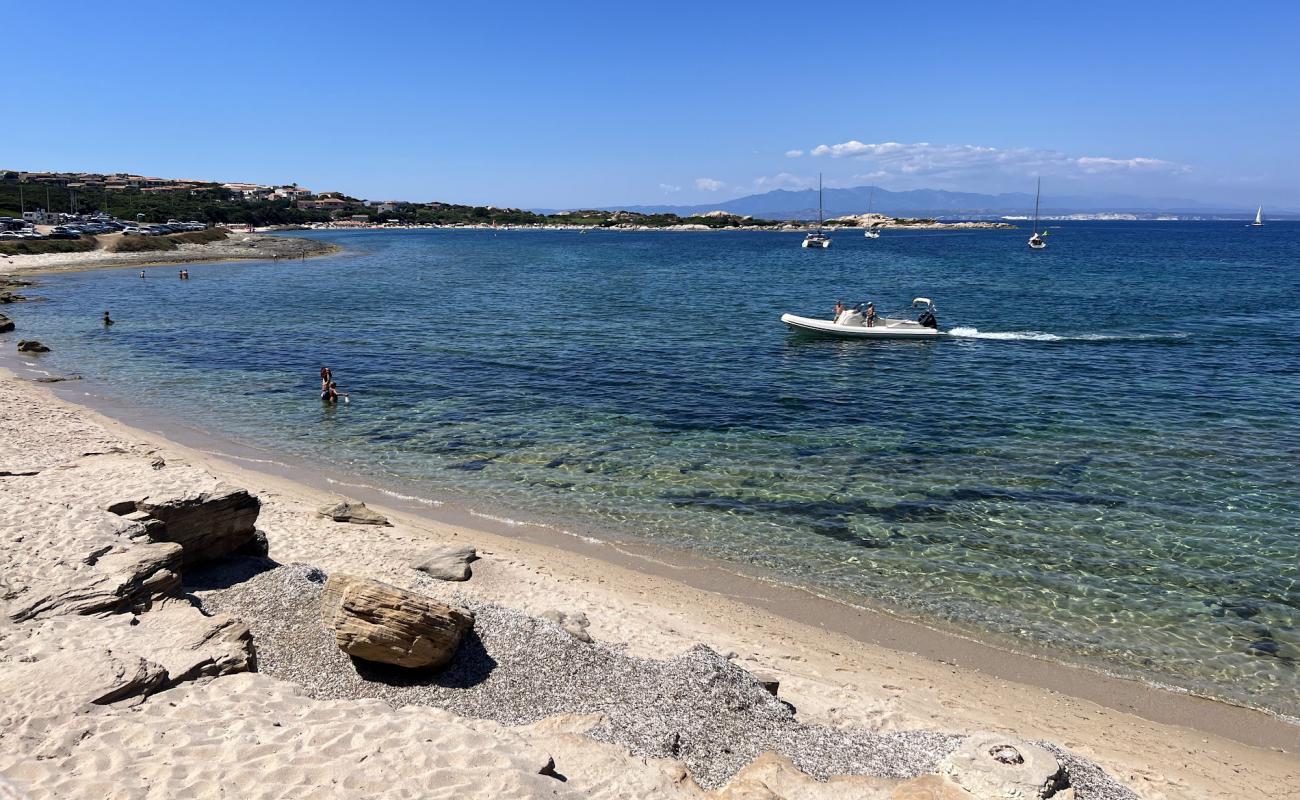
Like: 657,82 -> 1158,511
319,366 -> 332,394
102,311 -> 114,326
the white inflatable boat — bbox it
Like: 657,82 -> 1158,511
781,298 -> 944,340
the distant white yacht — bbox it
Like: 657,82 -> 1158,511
802,173 -> 831,249
1249,206 -> 1264,227
1028,177 -> 1048,250
864,188 -> 881,238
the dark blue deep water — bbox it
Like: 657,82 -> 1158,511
10,222 -> 1300,715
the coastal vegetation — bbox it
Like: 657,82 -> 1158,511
0,237 -> 97,256
0,180 -> 331,227
107,228 -> 229,253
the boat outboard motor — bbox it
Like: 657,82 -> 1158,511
918,307 -> 938,329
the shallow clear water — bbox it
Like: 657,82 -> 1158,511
11,223 -> 1300,715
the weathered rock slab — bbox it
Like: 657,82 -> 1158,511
135,484 -> 261,566
412,543 -> 477,581
15,340 -> 48,353
0,485 -> 183,622
320,573 -> 473,668
939,733 -> 1064,799
1,597 -> 254,685
12,452 -> 261,567
317,499 -> 390,526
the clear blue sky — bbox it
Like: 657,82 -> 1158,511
6,0 -> 1297,209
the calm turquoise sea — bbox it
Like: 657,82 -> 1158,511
11,222 -> 1300,716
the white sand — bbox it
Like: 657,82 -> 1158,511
0,369 -> 1296,799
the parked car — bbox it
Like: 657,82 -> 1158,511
46,231 -> 80,240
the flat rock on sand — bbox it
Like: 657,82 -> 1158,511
413,543 -> 478,581
317,499 -> 391,526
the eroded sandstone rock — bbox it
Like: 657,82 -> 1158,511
939,733 -> 1065,799
1,598 -> 254,685
135,484 -> 261,566
0,487 -> 183,622
412,543 -> 477,581
317,500 -> 390,526
320,573 -> 473,668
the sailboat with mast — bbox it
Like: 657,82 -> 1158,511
802,173 -> 831,249
1249,206 -> 1264,227
1028,177 -> 1047,250
864,188 -> 881,238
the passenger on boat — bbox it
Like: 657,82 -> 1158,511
833,300 -> 846,322
865,302 -> 876,327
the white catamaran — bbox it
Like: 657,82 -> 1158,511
1249,206 -> 1264,227
1028,177 -> 1047,250
802,173 -> 831,249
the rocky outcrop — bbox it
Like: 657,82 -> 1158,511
412,543 -> 477,581
939,734 -> 1065,799
540,609 -> 593,643
15,340 -> 48,353
0,314 -> 13,333
135,486 -> 261,566
14,452 -> 261,567
1,598 -> 254,685
0,485 -> 183,622
317,500 -> 390,526
320,573 -> 473,668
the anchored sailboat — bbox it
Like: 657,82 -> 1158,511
1028,177 -> 1047,250
864,188 -> 880,238
1249,206 -> 1264,227
802,174 -> 831,249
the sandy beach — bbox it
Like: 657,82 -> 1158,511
1,340 -> 1297,799
0,231 -> 338,276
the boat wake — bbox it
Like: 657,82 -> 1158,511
947,327 -> 1188,343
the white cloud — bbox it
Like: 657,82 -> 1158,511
658,183 -> 682,192
804,140 -> 1189,184
694,177 -> 725,192
751,173 -> 814,191
784,149 -> 804,158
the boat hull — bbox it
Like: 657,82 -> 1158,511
780,313 -> 943,339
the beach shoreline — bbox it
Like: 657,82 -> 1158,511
17,356 -> 1300,745
1,349 -> 1297,797
0,231 -> 340,276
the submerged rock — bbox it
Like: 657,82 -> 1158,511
412,543 -> 478,581
0,314 -> 13,332
16,340 -> 48,353
320,573 -> 473,669
317,500 -> 391,526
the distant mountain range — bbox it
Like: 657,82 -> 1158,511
539,186 -> 1294,220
